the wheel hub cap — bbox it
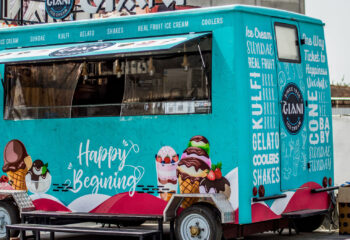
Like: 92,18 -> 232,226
181,213 -> 210,240
190,225 -> 201,237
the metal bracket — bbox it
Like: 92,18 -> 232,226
0,190 -> 35,212
252,194 -> 287,202
163,193 -> 234,224
311,186 -> 339,193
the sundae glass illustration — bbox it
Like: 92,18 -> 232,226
155,146 -> 179,201
25,159 -> 52,194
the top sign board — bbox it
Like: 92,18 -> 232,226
45,0 -> 187,19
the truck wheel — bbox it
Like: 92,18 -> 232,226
0,201 -> 20,239
295,214 -> 325,232
175,204 -> 222,240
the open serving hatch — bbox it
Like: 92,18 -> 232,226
2,32 -> 212,120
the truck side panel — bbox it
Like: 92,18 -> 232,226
0,10 -> 241,218
243,12 -> 332,224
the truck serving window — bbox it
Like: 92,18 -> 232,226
274,23 -> 301,63
4,36 -> 211,120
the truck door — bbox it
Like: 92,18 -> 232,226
272,20 -> 309,191
297,22 -> 333,187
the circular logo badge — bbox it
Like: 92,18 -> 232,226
46,0 -> 74,19
281,83 -> 304,134
49,42 -> 115,57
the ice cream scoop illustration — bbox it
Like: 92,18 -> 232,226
181,147 -> 211,169
199,162 -> 231,199
188,135 -> 210,155
25,160 -> 52,194
155,146 -> 179,201
3,140 -> 32,190
177,157 -> 210,208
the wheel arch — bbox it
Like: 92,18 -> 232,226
163,193 -> 234,224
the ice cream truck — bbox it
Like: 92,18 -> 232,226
0,4 -> 335,240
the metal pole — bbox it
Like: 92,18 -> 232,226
4,0 -> 7,18
0,0 -> 2,19
20,0 -> 23,25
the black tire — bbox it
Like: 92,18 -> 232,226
294,214 -> 325,232
0,201 -> 20,240
175,204 -> 222,240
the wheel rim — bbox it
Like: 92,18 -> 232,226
180,213 -> 210,240
0,207 -> 11,238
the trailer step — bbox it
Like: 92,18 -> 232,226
6,223 -> 160,240
281,209 -> 329,235
21,210 -> 163,223
21,211 -> 167,240
281,209 -> 329,219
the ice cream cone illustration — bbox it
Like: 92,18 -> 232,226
3,140 -> 32,190
177,136 -> 211,208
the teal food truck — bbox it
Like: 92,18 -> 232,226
0,4 -> 334,240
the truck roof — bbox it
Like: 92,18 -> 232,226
0,4 -> 323,34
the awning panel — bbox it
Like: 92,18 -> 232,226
0,32 -> 209,64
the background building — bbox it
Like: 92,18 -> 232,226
187,0 -> 304,14
0,0 -> 305,26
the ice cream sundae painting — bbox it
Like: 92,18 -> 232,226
155,146 -> 179,201
2,139 -> 52,194
25,160 -> 52,194
176,135 -> 232,208
199,162 -> 231,199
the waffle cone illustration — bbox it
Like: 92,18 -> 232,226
179,175 -> 200,208
3,140 -> 32,191
7,168 -> 28,190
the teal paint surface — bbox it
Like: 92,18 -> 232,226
0,5 -> 332,225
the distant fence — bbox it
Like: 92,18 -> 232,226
332,97 -> 350,115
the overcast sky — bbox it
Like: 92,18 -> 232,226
305,0 -> 350,85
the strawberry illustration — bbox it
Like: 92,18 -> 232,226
207,170 -> 216,181
172,154 -> 179,162
214,162 -> 222,179
155,155 -> 162,163
164,156 -> 171,164
0,175 -> 8,183
214,168 -> 222,179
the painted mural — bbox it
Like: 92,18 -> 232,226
155,146 -> 179,201
1,140 -> 52,194
0,136 -> 238,218
176,136 -> 231,208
